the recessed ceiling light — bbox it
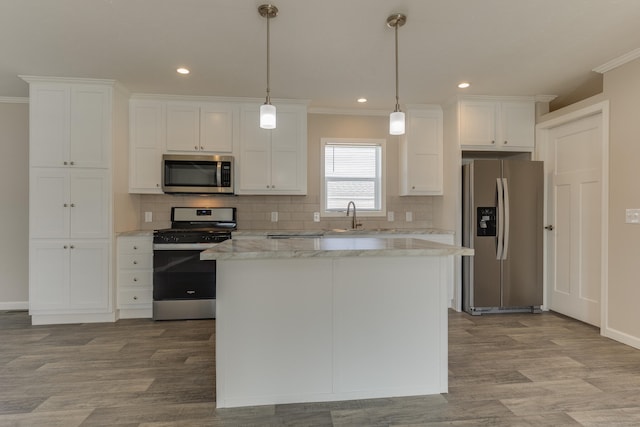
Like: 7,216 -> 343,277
357,98 -> 367,103
458,82 -> 470,89
177,67 -> 190,75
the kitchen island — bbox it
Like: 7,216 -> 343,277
201,237 -> 473,408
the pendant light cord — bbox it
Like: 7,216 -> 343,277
265,11 -> 271,105
394,23 -> 400,113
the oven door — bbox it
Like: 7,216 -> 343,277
153,249 -> 216,300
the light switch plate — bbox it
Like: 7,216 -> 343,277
271,211 -> 278,222
313,212 -> 320,222
144,211 -> 152,222
625,208 -> 640,224
387,211 -> 394,222
406,211 -> 413,222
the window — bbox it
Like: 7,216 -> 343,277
321,138 -> 386,217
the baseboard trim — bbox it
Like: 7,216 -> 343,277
0,301 -> 29,310
602,326 -> 640,350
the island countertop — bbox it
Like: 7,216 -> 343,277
201,236 -> 473,261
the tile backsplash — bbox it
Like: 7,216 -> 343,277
138,194 -> 435,231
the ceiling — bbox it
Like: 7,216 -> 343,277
2,0 -> 640,110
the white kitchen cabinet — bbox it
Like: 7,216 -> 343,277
29,240 -> 110,315
237,104 -> 307,195
166,102 -> 234,153
24,77 -> 120,325
116,235 -> 153,318
129,99 -> 164,193
459,98 -> 535,150
30,168 -> 109,239
399,107 -> 443,195
28,82 -> 110,168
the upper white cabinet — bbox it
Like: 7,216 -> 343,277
129,99 -> 164,193
399,107 -> 443,196
459,98 -> 535,150
237,104 -> 307,195
166,102 -> 234,153
29,83 -> 110,168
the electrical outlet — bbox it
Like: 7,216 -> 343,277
406,211 -> 413,222
387,211 -> 394,222
144,211 -> 152,222
313,212 -> 320,222
271,211 -> 278,222
625,208 -> 640,224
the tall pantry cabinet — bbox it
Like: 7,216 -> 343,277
22,76 -> 131,325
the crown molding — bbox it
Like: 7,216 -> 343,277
0,96 -> 28,104
593,48 -> 640,73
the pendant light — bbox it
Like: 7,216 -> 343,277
259,4 -> 278,129
387,13 -> 406,135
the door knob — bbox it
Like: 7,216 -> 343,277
545,225 -> 554,230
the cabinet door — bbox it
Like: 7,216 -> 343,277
69,240 -> 110,311
400,109 -> 443,195
29,85 -> 70,167
166,103 -> 200,152
201,104 -> 234,152
30,168 -> 70,238
129,100 -> 164,193
500,101 -> 535,148
70,170 -> 110,238
237,107 -> 272,192
29,240 -> 70,311
460,100 -> 497,146
69,85 -> 110,168
270,109 -> 305,192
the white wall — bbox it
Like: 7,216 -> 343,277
0,100 -> 29,309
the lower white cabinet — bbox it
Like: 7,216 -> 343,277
29,239 -> 111,323
116,235 -> 153,318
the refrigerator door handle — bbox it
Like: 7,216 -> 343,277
496,178 -> 504,260
502,177 -> 510,260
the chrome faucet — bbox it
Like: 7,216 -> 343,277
346,201 -> 361,229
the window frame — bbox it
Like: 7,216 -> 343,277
320,138 -> 387,218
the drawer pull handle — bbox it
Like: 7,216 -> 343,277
133,261 -> 137,265
133,246 -> 138,250
133,296 -> 138,300
133,277 -> 138,282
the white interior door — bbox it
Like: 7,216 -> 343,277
545,113 -> 602,326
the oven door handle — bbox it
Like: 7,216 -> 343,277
153,243 -> 224,250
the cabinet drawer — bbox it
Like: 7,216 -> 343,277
118,254 -> 152,270
118,270 -> 152,287
118,238 -> 153,254
118,288 -> 152,306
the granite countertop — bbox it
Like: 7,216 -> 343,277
117,230 -> 154,237
201,237 -> 473,261
232,228 -> 454,238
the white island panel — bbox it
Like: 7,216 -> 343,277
216,258 -> 334,408
333,256 -> 447,396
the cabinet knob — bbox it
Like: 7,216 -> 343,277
545,225 -> 554,231
266,185 -> 270,189
133,277 -> 138,282
195,146 -> 198,150
133,296 -> 138,300
70,161 -> 75,165
491,140 -> 495,144
63,245 -> 68,249
199,146 -> 203,150
133,260 -> 138,265
63,203 -> 68,207
133,246 -> 138,250
504,141 -> 508,144
70,203 -> 75,207
412,186 -> 416,190
156,183 -> 160,187
69,245 -> 75,249
63,161 -> 68,165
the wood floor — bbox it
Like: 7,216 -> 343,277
1,309 -> 640,426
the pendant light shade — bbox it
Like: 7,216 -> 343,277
389,111 -> 405,135
260,103 -> 276,129
259,4 -> 278,129
387,13 -> 406,136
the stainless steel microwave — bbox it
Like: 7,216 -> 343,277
162,154 -> 234,194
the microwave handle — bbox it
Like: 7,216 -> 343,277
216,162 -> 222,186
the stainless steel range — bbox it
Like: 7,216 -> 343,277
152,207 -> 236,320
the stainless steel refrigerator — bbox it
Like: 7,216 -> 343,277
462,159 -> 543,315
